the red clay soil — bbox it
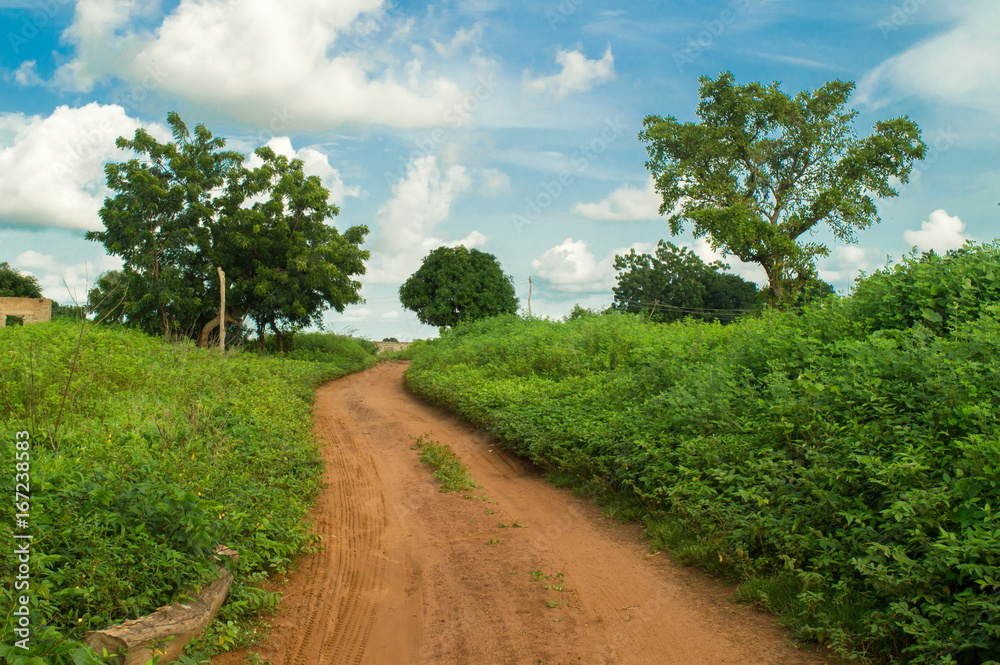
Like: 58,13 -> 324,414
213,362 -> 831,665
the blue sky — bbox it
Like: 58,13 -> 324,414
0,0 -> 997,340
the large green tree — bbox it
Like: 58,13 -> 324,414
87,113 -> 369,346
612,241 -> 759,323
0,262 -> 42,298
639,72 -> 926,304
399,246 -> 519,328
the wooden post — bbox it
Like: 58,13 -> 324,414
217,268 -> 226,351
527,276 -> 532,318
648,299 -> 659,321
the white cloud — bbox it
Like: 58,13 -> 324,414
818,245 -> 879,290
13,250 -> 122,305
365,155 -> 478,284
432,23 -> 484,57
532,238 -> 653,293
857,2 -> 1000,112
523,45 -> 615,99
479,168 -> 511,197
12,60 -> 43,86
0,103 -> 166,231
903,209 -> 971,253
444,230 -> 488,249
376,155 -> 471,253
55,0 -> 467,130
572,178 -> 661,221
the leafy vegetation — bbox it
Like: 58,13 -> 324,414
612,240 -> 759,323
410,434 -> 479,492
0,262 -> 43,299
404,243 -> 1000,664
850,241 -> 1000,335
0,320 -> 377,664
640,72 -> 926,304
85,112 -> 369,348
399,246 -> 519,328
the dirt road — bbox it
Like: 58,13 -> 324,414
215,362 -> 829,665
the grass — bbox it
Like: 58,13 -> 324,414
410,433 -> 479,492
0,319 -> 378,664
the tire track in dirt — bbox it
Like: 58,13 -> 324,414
215,363 -> 830,665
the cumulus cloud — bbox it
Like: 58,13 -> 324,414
572,178 -> 661,221
479,168 -> 511,197
903,209 -> 971,253
432,23 -> 484,57
857,2 -> 1000,112
55,0 -> 467,130
365,155 -> 481,284
531,238 -> 653,293
12,60 -> 43,86
13,250 -> 122,305
523,46 -> 615,99
0,103 -> 165,231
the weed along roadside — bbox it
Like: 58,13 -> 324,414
0,319 -> 379,664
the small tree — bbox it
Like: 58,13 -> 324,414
612,241 -> 758,323
399,246 -> 519,328
639,72 -> 926,305
0,262 -> 43,299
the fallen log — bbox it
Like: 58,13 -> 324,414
86,547 -> 238,665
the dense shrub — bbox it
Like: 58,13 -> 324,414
0,321 -> 375,664
405,300 -> 1000,664
850,241 -> 1000,335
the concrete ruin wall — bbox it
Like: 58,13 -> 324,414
0,297 -> 53,328
373,341 -> 411,354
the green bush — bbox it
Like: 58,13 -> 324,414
404,303 -> 1000,664
259,330 -> 378,361
0,321 -> 374,663
850,241 -> 1000,335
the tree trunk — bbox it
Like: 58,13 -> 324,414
198,309 -> 242,348
269,321 -> 285,354
256,320 -> 266,352
86,548 -> 238,665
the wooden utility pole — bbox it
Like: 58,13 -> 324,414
218,268 -> 226,351
648,299 -> 659,321
527,276 -> 532,318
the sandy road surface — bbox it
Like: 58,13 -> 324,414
215,362 -> 829,665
